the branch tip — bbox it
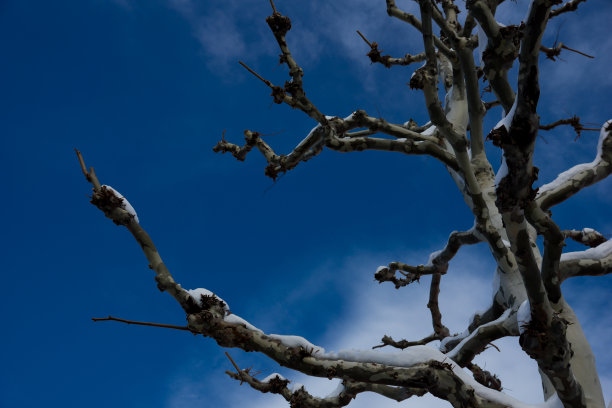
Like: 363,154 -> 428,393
356,30 -> 372,47
269,0 -> 277,14
225,352 -> 245,384
239,61 -> 273,88
91,315 -> 195,332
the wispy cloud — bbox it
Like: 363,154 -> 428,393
111,0 -> 133,10
163,245 -> 611,407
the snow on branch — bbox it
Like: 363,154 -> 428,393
549,0 -> 588,18
225,367 -> 421,408
74,150 -> 201,315
562,228 -> 607,248
75,150 -> 539,407
536,120 -> 612,210
559,239 -> 612,281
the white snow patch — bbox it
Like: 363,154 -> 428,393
561,239 -> 612,261
494,97 -> 517,131
426,249 -> 443,266
445,309 -> 512,359
538,162 -> 593,193
422,125 -> 437,136
495,156 -> 509,186
320,344 -> 562,408
102,185 -> 139,223
224,313 -> 263,333
261,373 -> 286,383
517,300 -> 531,335
186,288 -> 230,312
268,334 -> 325,355
538,120 -> 611,195
323,345 -> 445,367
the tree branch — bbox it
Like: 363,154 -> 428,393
213,129 -> 325,180
374,229 -> 481,288
356,30 -> 426,68
466,363 -> 503,391
562,228 -> 607,248
75,150 -> 201,315
559,240 -> 612,281
373,333 -> 440,350
225,371 -> 424,407
443,309 -> 516,366
525,203 -> 565,304
385,0 -> 456,61
549,0 -> 588,18
468,0 -> 519,112
536,120 -> 612,210
540,43 -> 594,61
539,115 -> 599,140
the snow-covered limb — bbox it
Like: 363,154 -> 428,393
536,120 -> 612,210
337,110 -> 440,143
100,185 -> 139,223
225,371 -> 421,408
75,151 -> 200,315
549,0 -> 588,18
559,239 -> 612,281
325,133 -> 458,170
444,309 -> 516,364
562,228 -> 607,248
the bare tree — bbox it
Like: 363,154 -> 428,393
76,0 -> 611,407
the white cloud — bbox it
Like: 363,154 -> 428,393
164,245 -> 611,407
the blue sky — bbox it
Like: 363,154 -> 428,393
1,0 -> 611,407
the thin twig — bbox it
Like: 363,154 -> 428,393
269,0 -> 277,14
239,61 -> 274,88
92,315 -> 197,332
75,149 -> 101,189
225,352 -> 245,384
356,30 -> 372,47
561,44 -> 594,59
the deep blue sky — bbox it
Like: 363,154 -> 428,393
2,0 -> 611,407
